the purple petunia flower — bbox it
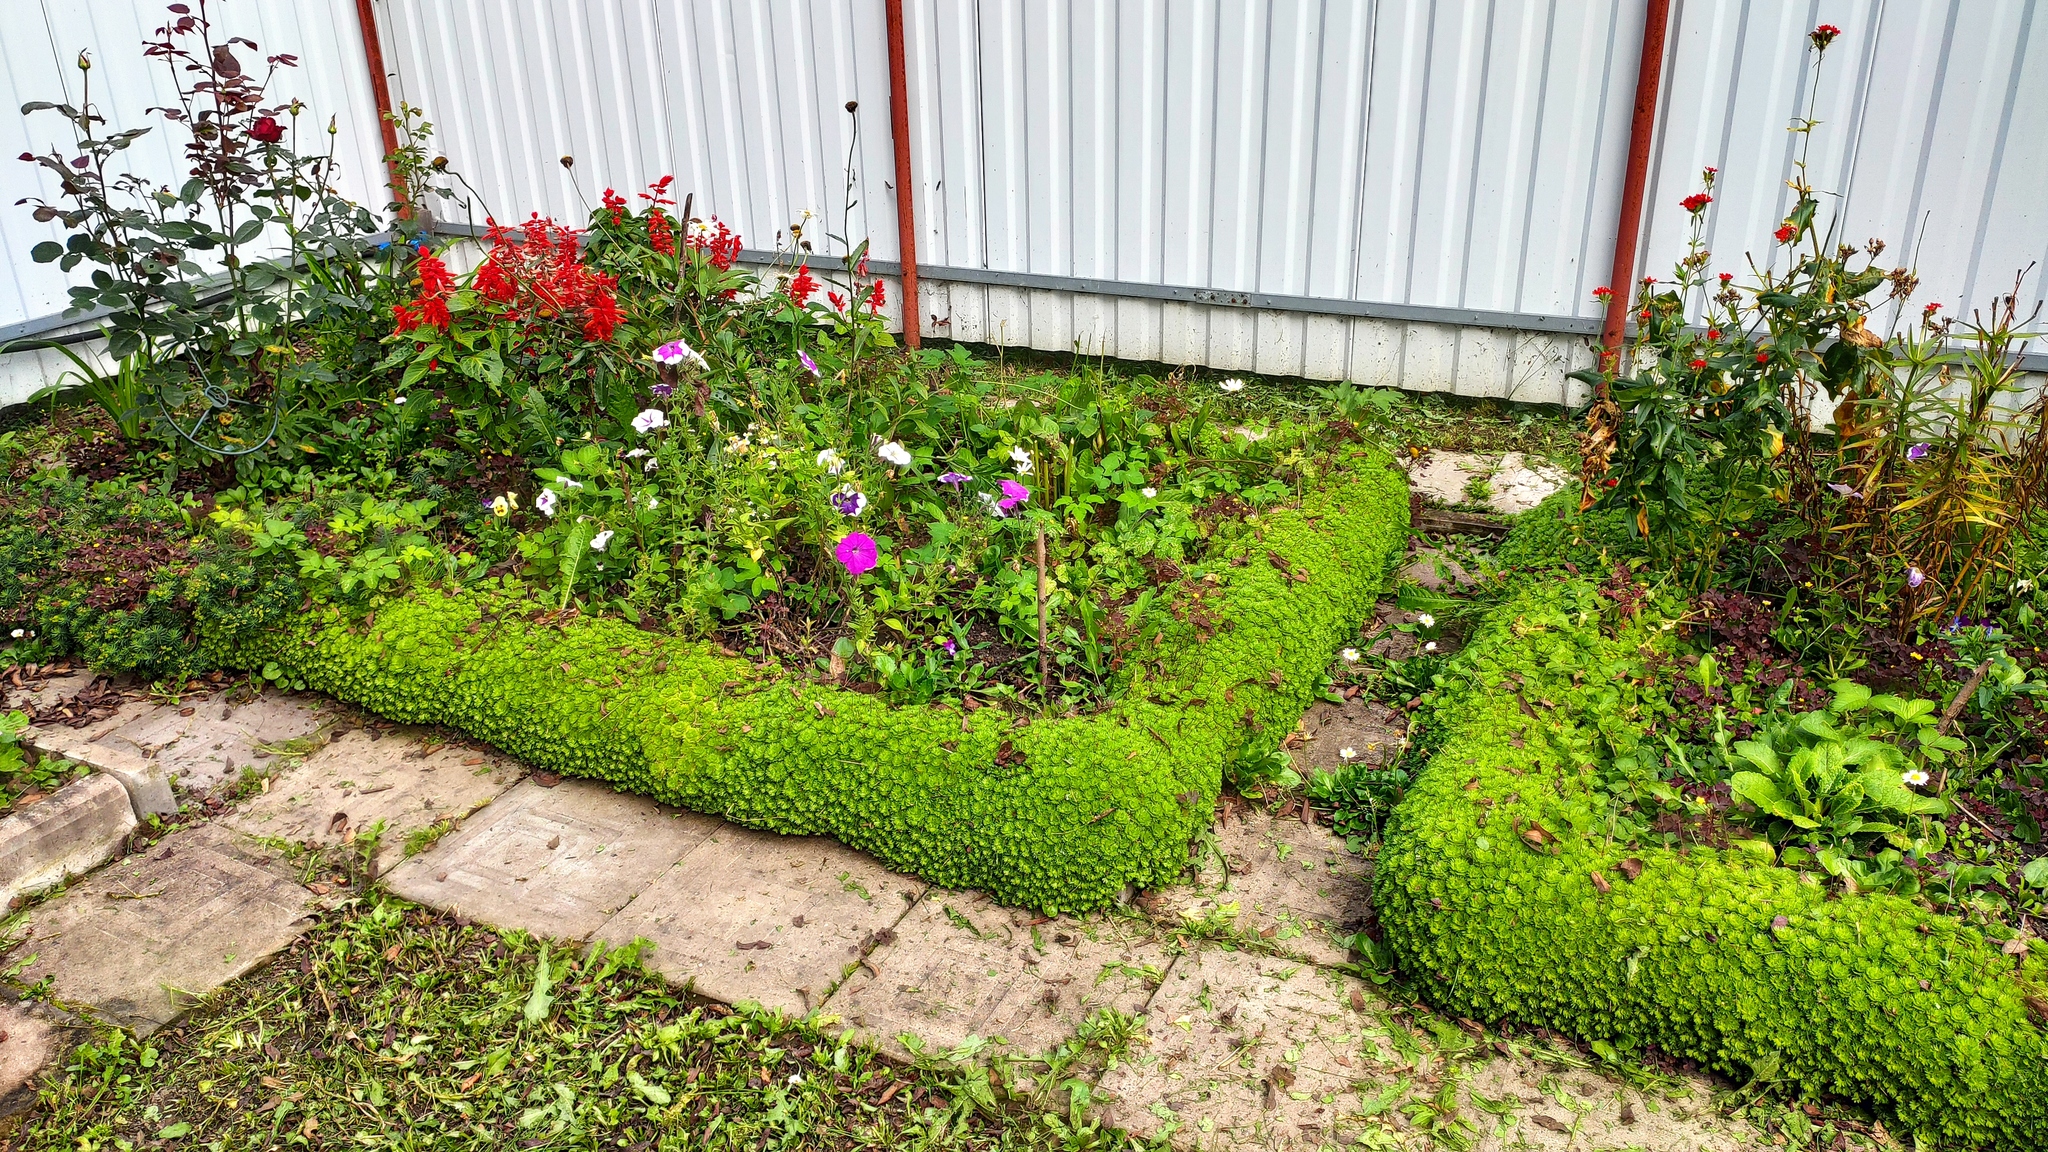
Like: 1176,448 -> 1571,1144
938,471 -> 970,487
799,349 -> 821,377
651,381 -> 675,398
835,532 -> 878,577
1906,566 -> 1925,589
1826,482 -> 1863,500
830,485 -> 868,517
997,478 -> 1031,512
1906,442 -> 1929,462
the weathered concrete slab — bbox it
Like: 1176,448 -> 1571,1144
382,778 -> 713,942
1154,810 -> 1370,966
9,824 -> 312,1035
0,999 -> 77,1117
1296,698 -> 1405,776
1402,451 -> 1569,516
829,891 -> 1172,1061
1459,1057 -> 1744,1151
83,690 -> 331,796
596,825 -> 921,1017
20,733 -> 175,819
223,727 -> 521,870
0,773 -> 137,908
1096,948 -> 1380,1150
1399,547 -> 1481,592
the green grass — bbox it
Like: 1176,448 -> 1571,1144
12,896 -> 1152,1151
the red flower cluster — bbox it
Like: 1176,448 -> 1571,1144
1810,24 -> 1841,50
639,175 -> 677,207
646,209 -> 675,256
787,264 -> 819,304
1718,272 -> 1734,283
687,217 -> 743,271
1593,285 -> 1614,302
470,215 -> 621,343
601,188 -> 628,227
1774,223 -> 1797,244
249,115 -> 284,144
867,278 -> 886,314
1688,358 -> 1708,370
1707,328 -> 1722,340
1681,192 -> 1713,213
392,247 -> 455,333
1755,350 -> 1771,364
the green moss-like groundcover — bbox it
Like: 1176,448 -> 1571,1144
219,449 -> 1408,913
1377,578 -> 2048,1150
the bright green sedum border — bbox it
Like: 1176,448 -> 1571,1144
224,449 -> 1410,913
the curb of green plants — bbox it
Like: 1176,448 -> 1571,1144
1375,578 -> 2048,1150
226,449 -> 1409,913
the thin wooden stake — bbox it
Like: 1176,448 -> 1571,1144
1036,527 -> 1049,709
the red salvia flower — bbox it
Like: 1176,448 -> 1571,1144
646,210 -> 675,256
638,175 -> 677,206
828,291 -> 847,312
867,278 -> 886,314
787,264 -> 819,304
601,188 -> 628,227
685,217 -> 743,272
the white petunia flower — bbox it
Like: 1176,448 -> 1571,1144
624,448 -> 649,458
560,478 -> 584,490
535,488 -> 559,518
631,408 -> 670,434
8,629 -> 22,639
1341,648 -> 1361,663
816,448 -> 845,475
392,396 -> 407,405
589,529 -> 614,552
878,440 -> 913,467
652,338 -> 708,369
1010,445 -> 1033,473
645,495 -> 660,509
644,458 -> 659,473
1219,377 -> 1246,393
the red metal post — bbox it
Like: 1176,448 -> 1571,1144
1599,0 -> 1674,368
352,0 -> 410,217
883,0 -> 921,348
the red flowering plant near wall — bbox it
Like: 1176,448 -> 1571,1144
377,212 -> 640,452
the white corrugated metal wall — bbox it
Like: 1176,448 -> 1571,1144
0,0 -> 389,405
5,0 -> 2042,408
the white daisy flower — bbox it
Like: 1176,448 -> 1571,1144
1902,769 -> 1931,788
1141,487 -> 1157,499
1341,648 -> 1361,663
1424,641 -> 1438,652
1416,613 -> 1435,628
1339,747 -> 1356,760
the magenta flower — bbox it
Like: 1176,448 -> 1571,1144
799,349 -> 821,377
835,532 -> 878,577
1906,442 -> 1929,462
940,636 -> 958,656
997,478 -> 1031,512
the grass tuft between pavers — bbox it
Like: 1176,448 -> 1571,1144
214,449 -> 1411,914
1376,577 -> 2048,1151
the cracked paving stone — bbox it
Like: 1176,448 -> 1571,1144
594,824 -> 922,1017
8,824 -> 313,1035
1157,808 -> 1371,966
827,890 -> 1172,1063
223,727 -> 521,870
381,778 -> 716,942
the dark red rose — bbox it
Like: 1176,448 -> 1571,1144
250,116 -> 284,144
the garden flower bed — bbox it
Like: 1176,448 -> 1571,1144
1375,558 -> 2048,1150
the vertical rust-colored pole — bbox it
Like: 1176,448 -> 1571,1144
1599,0 -> 1674,368
883,0 -> 922,348
353,0 -> 410,217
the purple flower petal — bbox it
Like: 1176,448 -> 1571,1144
1826,482 -> 1863,500
799,349 -> 821,377
938,471 -> 970,486
996,478 -> 1031,511
1906,566 -> 1925,589
1906,442 -> 1929,462
835,532 -> 878,577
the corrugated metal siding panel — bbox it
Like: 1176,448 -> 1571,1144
1640,0 -> 2048,324
375,0 -> 901,264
